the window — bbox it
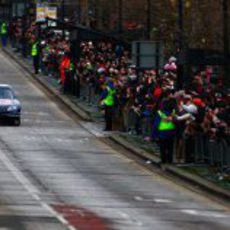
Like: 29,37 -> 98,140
0,88 -> 14,99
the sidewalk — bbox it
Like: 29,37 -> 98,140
3,47 -> 230,203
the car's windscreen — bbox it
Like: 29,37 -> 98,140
0,88 -> 14,99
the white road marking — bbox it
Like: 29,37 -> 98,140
119,212 -> 129,218
134,196 -> 144,201
134,196 -> 172,203
0,149 -> 78,230
21,136 -> 38,141
23,111 -> 50,116
20,135 -> 88,144
0,149 -> 40,195
154,199 -> 172,203
181,209 -> 228,218
118,211 -> 143,226
22,118 -> 65,124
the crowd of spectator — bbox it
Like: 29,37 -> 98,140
7,19 -> 230,164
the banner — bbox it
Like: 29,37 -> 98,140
36,4 -> 57,22
46,7 -> 57,19
36,3 -> 46,22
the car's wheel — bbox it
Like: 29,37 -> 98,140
13,117 -> 21,126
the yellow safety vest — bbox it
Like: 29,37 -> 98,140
1,23 -> 7,35
103,87 -> 116,106
158,110 -> 175,131
70,62 -> 75,71
31,42 -> 38,56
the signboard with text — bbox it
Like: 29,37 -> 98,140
46,7 -> 57,27
36,4 -> 57,23
36,3 -> 46,22
46,7 -> 57,20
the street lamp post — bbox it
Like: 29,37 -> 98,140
223,0 -> 229,86
118,0 -> 123,34
146,0 -> 151,39
178,0 -> 184,51
22,0 -> 28,57
61,0 -> 65,38
177,0 -> 184,89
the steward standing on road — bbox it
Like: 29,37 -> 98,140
0,21 -> 8,47
100,80 -> 116,131
31,37 -> 40,74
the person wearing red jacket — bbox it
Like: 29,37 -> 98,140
60,53 -> 71,93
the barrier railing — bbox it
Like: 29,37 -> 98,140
124,109 -> 230,170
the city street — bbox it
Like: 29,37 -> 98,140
0,50 -> 229,230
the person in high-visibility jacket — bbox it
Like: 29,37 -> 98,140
0,21 -> 8,47
152,99 -> 177,164
31,38 -> 40,74
100,80 -> 116,131
60,53 -> 71,93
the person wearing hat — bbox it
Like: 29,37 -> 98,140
192,97 -> 206,131
175,93 -> 201,163
164,56 -> 177,73
192,98 -> 205,108
173,94 -> 198,163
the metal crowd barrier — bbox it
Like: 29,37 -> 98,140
125,109 -> 230,170
80,81 -> 99,107
183,133 -> 230,171
123,108 -> 152,136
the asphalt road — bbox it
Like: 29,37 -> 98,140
0,51 -> 229,230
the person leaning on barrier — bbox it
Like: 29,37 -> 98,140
173,94 -> 198,163
100,80 -> 116,131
